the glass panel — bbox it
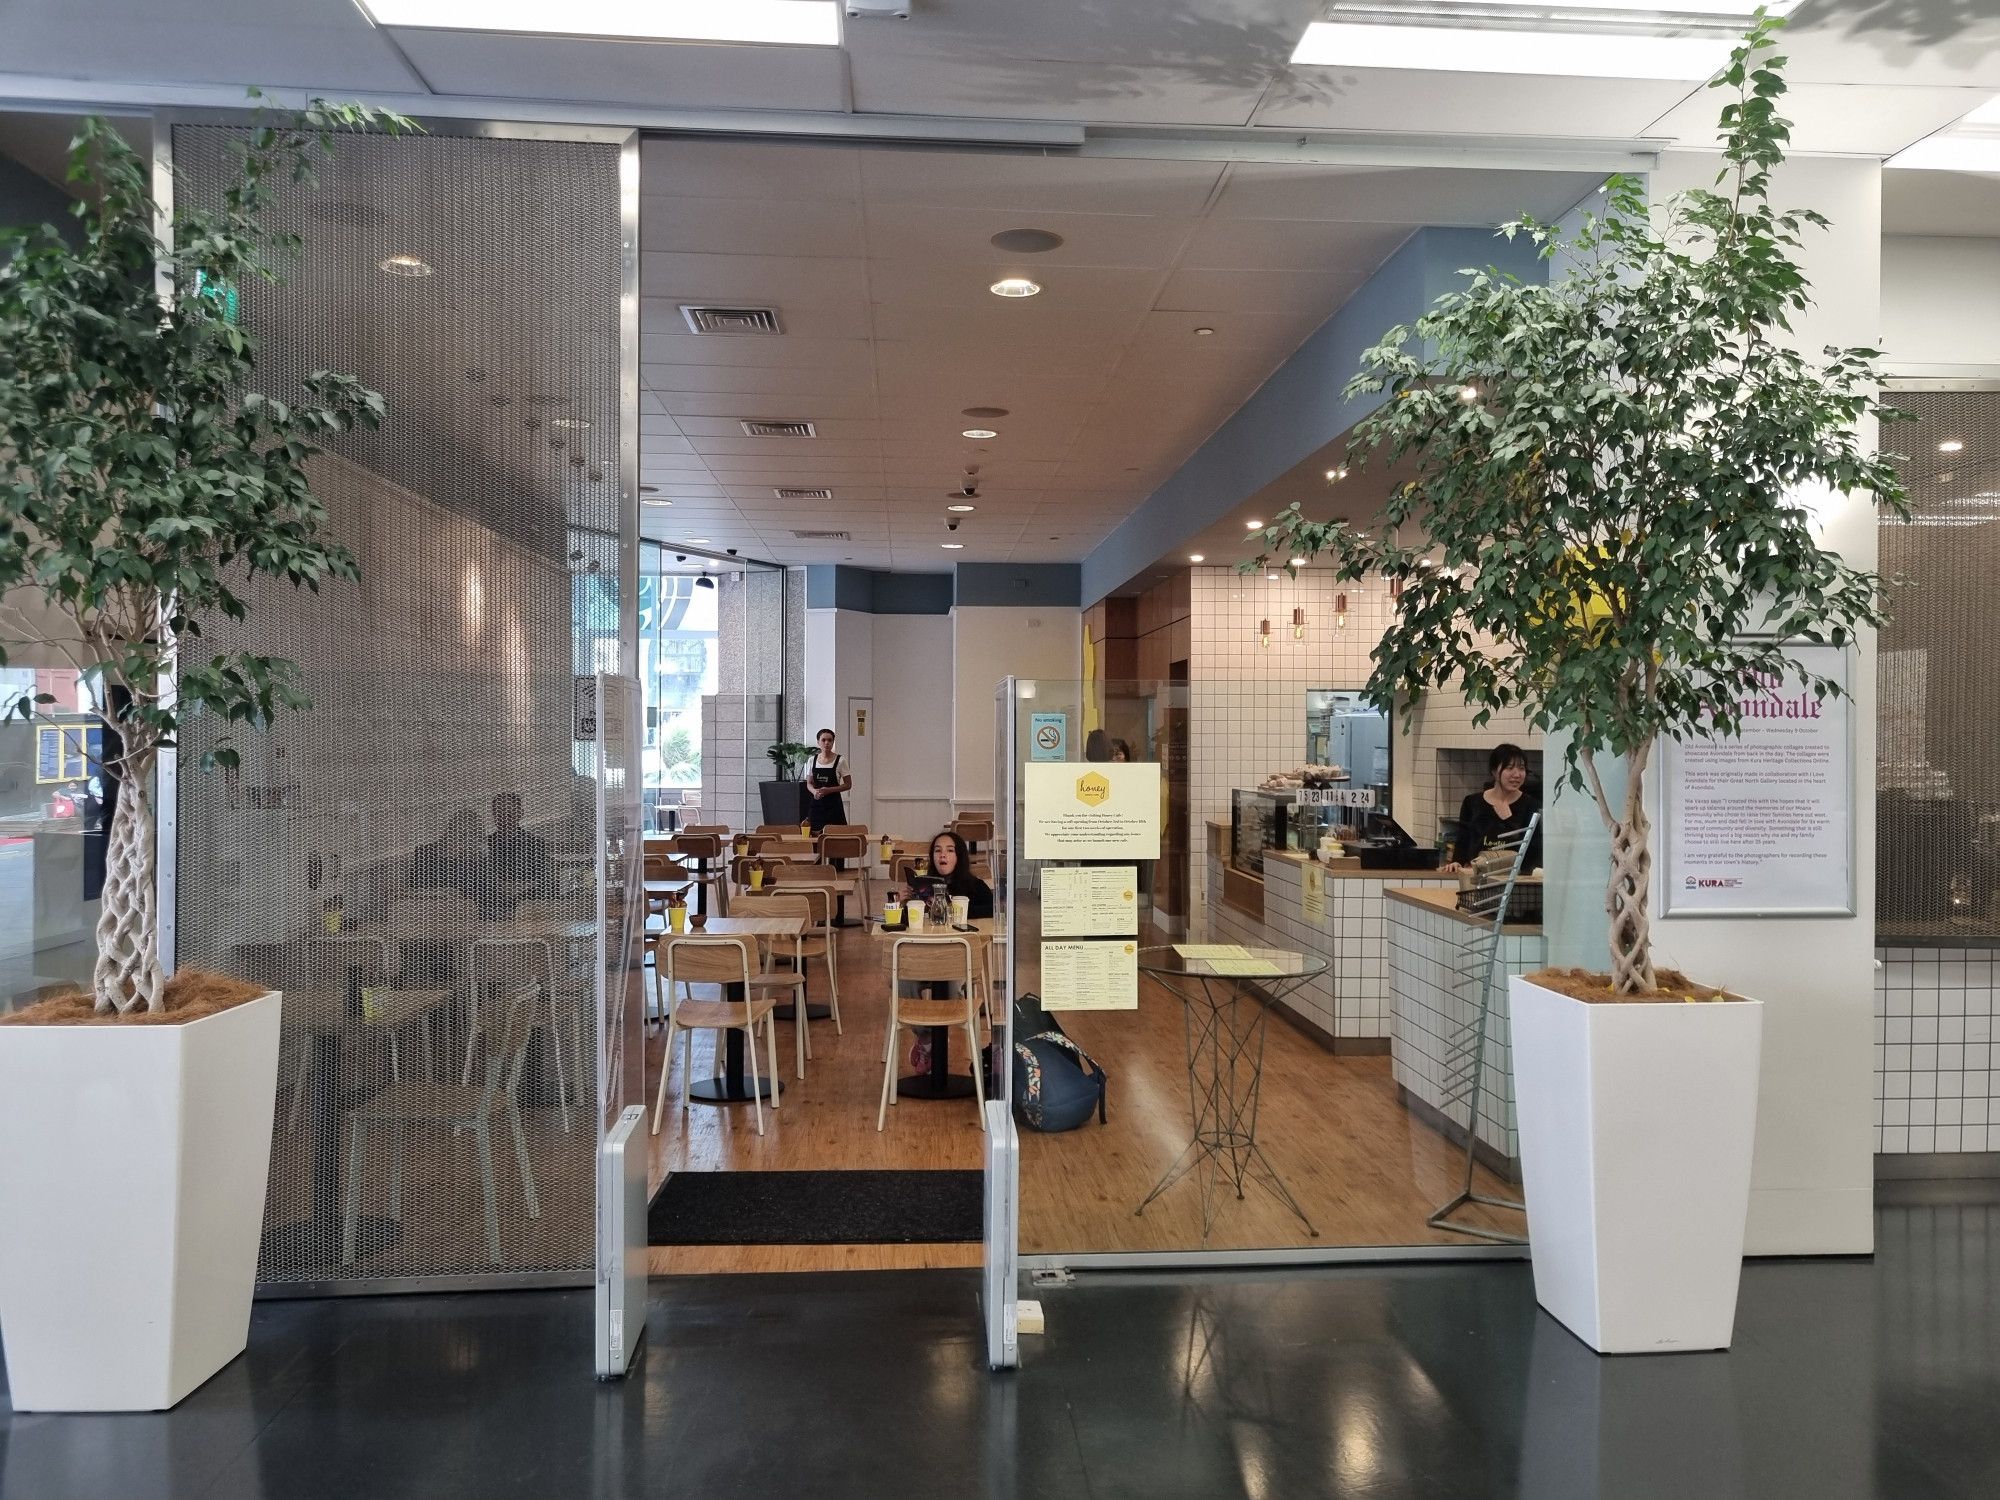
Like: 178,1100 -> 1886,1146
0,668 -> 106,1007
1008,677 -> 1543,1259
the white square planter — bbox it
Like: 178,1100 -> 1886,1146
0,990 -> 282,1411
1510,975 -> 1762,1354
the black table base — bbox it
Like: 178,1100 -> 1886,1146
897,1023 -> 976,1100
685,980 -> 781,1106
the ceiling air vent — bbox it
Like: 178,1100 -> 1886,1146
680,304 -> 783,335
740,420 -> 817,438
792,529 -> 850,541
776,487 -> 834,501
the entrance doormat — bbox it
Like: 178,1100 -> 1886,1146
647,1169 -> 984,1246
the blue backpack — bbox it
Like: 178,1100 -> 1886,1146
1009,995 -> 1109,1133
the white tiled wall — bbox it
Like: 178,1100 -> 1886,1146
1387,898 -> 1545,1163
1875,948 -> 2000,1154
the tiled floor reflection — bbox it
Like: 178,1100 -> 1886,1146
4,1206 -> 1997,1499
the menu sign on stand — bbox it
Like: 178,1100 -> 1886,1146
1660,643 -> 1854,918
1041,940 -> 1139,1011
1042,866 -> 1139,937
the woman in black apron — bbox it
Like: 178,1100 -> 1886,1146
803,727 -> 851,833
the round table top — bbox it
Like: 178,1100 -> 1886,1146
1137,945 -> 1329,980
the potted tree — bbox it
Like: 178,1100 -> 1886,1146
0,100 -> 411,1410
760,739 -> 814,827
1249,19 -> 1905,1352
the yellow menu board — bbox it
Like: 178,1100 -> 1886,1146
1042,865 -> 1139,937
1041,940 -> 1140,1010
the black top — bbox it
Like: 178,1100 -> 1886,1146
1453,790 -> 1543,870
491,827 -> 553,895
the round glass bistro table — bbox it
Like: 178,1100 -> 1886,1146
1135,945 -> 1330,1242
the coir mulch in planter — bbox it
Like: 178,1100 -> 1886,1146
1526,967 -> 1737,1005
0,969 -> 266,1026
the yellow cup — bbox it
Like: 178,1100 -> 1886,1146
668,907 -> 687,933
904,902 -> 925,933
950,895 -> 970,926
750,868 -> 765,891
799,821 -> 811,837
882,901 -> 898,927
734,839 -> 747,856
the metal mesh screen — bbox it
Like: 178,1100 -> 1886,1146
1878,388 -> 2000,945
170,122 -> 629,1287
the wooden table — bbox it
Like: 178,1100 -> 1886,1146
652,916 -> 805,1106
868,916 -> 1001,1101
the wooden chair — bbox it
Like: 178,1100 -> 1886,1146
951,816 -> 994,851
343,986 -> 542,1266
672,832 -> 730,917
817,831 -> 870,909
724,893 -> 823,1078
878,937 -> 985,1132
650,937 -> 782,1137
770,870 -> 843,1022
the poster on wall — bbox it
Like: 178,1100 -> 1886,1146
1659,643 -> 1854,918
1023,761 -> 1161,861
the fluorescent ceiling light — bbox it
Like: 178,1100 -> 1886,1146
1504,0 -> 1795,12
1968,95 -> 2000,127
947,504 -> 976,513
961,428 -> 999,440
941,542 -> 964,549
1290,22 -> 1733,80
356,0 -> 842,46
1189,553 -> 1205,562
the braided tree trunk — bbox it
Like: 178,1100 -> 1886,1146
1603,742 -> 1656,996
93,750 -> 164,1014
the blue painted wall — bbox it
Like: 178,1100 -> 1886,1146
1079,225 -> 1549,605
804,565 -> 953,615
953,563 -> 1081,608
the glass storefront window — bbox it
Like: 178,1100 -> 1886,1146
0,666 -> 106,1007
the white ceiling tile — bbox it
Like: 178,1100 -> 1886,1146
861,203 -> 1200,269
659,390 -> 885,421
859,149 -> 1227,217
1178,215 -> 1414,272
687,437 -> 883,459
868,259 -> 1170,312
640,194 -> 867,259
639,333 -> 877,373
1155,265 -> 1364,313
642,252 -> 871,310
1211,162 -> 1607,227
642,364 -> 873,398
1252,68 -> 1690,139
1645,81 -> 1999,157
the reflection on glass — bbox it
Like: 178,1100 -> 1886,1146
0,667 -> 105,1008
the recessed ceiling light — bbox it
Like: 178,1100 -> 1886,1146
378,253 -> 432,278
355,0 -> 842,46
688,537 -> 712,544
989,277 -> 1042,298
961,428 -> 999,440
1289,21 -> 1737,81
1245,519 -> 1263,529
643,500 -> 672,507
1325,466 -> 1348,481
552,417 -> 592,430
990,228 -> 1065,254
947,504 -> 976,513
1289,557 -> 1307,567
1458,385 -> 1481,402
942,542 -> 964,549
1189,554 -> 1205,563
1939,439 -> 1966,453
1193,326 -> 1216,336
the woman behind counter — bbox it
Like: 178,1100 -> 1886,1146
1452,743 -> 1543,871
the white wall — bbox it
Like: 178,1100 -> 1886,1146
1642,152 -> 1881,1258
952,605 -> 1080,804
804,607 -> 956,839
1882,235 -> 2000,374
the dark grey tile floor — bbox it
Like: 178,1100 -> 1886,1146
4,1204 -> 1997,1499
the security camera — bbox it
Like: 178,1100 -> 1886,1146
726,547 -> 738,556
675,554 -> 687,562
946,516 -> 961,532
959,481 -> 978,498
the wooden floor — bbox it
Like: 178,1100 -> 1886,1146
643,905 -> 1523,1274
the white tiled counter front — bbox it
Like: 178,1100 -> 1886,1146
1202,847 -> 1452,1044
1386,887 -> 1545,1168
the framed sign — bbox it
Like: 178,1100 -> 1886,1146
1659,642 -> 1854,918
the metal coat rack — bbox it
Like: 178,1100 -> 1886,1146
1426,812 -> 1540,1245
